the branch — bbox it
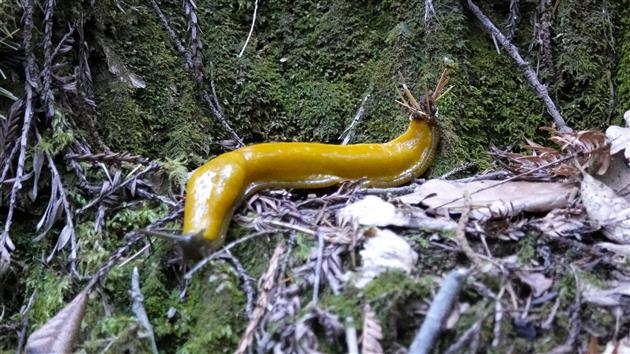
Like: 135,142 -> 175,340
408,268 -> 471,354
466,0 -> 570,132
1,0 -> 37,273
41,0 -> 56,121
149,0 -> 244,147
339,91 -> 371,145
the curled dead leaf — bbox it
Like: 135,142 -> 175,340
580,172 -> 630,243
398,180 -> 574,221
517,272 -> 553,297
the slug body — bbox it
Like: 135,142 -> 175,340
182,115 -> 439,256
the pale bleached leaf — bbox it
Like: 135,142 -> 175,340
606,121 -> 630,161
26,288 -> 88,354
398,180 -> 574,220
596,242 -> 630,257
582,281 -> 630,307
517,272 -> 553,297
35,196 -> 63,240
530,208 -> 590,238
47,224 -> 74,262
595,154 -> 630,203
337,195 -> 457,232
128,73 -> 146,89
102,43 -> 146,90
354,229 -> 417,288
602,336 -> 630,354
30,152 -> 45,200
581,172 -> 630,243
361,304 -> 383,354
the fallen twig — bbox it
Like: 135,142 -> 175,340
1,0 -> 37,273
148,0 -> 244,147
455,192 -> 483,266
340,91 -> 371,145
219,251 -> 255,320
466,0 -> 570,132
408,268 -> 471,354
345,316 -> 359,354
184,229 -> 281,280
439,162 -> 477,179
130,267 -> 159,354
15,292 -> 36,354
444,317 -> 483,354
311,231 -> 325,305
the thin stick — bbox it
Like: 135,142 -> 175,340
408,268 -> 471,354
184,230 -> 281,280
219,250 -> 256,320
455,192 -> 482,266
311,232 -> 325,304
345,316 -> 359,354
466,0 -> 570,132
340,91 -> 371,145
149,0 -> 244,147
237,0 -> 258,58
1,0 -> 37,271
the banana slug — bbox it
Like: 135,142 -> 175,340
182,93 -> 441,257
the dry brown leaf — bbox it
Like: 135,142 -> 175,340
26,288 -> 88,354
361,304 -> 383,354
493,128 -> 610,178
549,129 -> 610,175
397,180 -> 574,220
581,172 -> 630,243
587,336 -> 599,354
492,140 -> 567,179
517,272 -> 553,297
337,195 -> 457,231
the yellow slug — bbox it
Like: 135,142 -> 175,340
182,90 -> 442,257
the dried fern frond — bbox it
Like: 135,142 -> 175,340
548,128 -> 610,175
493,128 -> 611,180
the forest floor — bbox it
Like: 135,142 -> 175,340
1,0 -> 630,353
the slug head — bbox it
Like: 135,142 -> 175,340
179,231 -> 225,259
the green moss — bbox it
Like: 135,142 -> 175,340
173,263 -> 246,353
617,14 -> 630,119
516,237 -> 536,265
3,0 -> 629,351
21,267 -> 72,328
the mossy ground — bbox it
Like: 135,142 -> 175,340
1,0 -> 630,352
